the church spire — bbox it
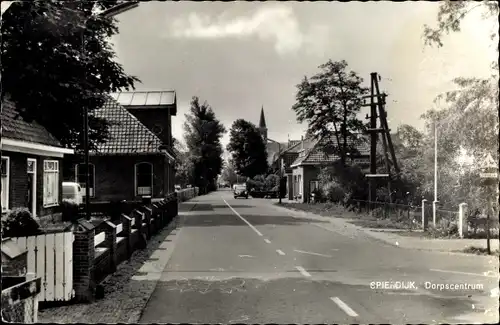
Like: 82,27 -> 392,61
259,106 -> 267,128
258,105 -> 268,141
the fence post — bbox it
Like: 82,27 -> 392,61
142,207 -> 153,237
458,202 -> 468,238
99,221 -> 117,273
131,210 -> 146,249
120,214 -> 133,259
72,220 -> 96,302
421,199 -> 428,231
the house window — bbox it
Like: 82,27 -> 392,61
43,160 -> 59,207
1,156 -> 10,212
75,163 -> 95,197
310,180 -> 320,193
135,162 -> 153,196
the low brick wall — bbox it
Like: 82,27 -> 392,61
93,248 -> 110,285
71,192 -> 182,302
116,238 -> 128,265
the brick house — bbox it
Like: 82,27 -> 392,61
1,98 -> 74,219
287,135 -> 370,203
64,92 -> 177,203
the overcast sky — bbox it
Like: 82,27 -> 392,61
110,1 -> 496,148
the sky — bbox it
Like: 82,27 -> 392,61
110,1 -> 497,151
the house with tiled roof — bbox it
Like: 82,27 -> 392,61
64,94 -> 176,203
288,134 -> 370,203
1,97 -> 74,218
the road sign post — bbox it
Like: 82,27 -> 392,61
478,153 -> 498,255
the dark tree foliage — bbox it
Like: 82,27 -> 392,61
183,97 -> 226,193
1,1 -> 139,151
227,119 -> 269,179
292,60 -> 368,165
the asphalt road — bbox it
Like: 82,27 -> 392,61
139,190 -> 499,323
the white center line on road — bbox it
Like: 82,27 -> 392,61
295,266 -> 311,277
223,198 -> 263,237
276,249 -> 286,256
430,268 -> 499,278
264,239 -> 271,244
294,249 -> 332,258
330,297 -> 359,317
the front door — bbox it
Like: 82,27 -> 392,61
27,158 -> 37,217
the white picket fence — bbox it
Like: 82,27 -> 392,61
11,231 -> 75,302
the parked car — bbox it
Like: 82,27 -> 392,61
233,185 -> 248,199
62,182 -> 83,205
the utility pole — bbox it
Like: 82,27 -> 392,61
368,74 -> 378,208
362,73 -> 398,209
82,1 -> 140,220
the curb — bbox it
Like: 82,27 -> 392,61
272,203 -> 498,257
128,200 -> 198,324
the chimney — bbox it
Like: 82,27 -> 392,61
301,135 -> 304,149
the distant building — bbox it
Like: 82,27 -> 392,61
284,134 -> 370,203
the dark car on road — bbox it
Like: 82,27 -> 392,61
233,185 -> 248,199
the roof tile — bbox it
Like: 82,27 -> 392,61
291,134 -> 369,166
91,98 -> 164,155
1,98 -> 62,147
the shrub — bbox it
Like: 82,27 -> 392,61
2,208 -> 43,238
312,188 -> 326,203
427,218 -> 459,238
322,181 -> 346,203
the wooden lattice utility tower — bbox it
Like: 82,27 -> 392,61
361,72 -> 400,206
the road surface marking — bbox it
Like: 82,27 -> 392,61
430,268 -> 499,278
276,249 -> 285,255
238,255 -> 254,258
294,249 -> 332,258
264,239 -> 271,244
330,297 -> 359,317
295,266 -> 311,277
223,199 -> 263,236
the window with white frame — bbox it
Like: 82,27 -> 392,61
43,160 -> 59,207
1,156 -> 10,212
75,163 -> 95,197
135,162 -> 153,196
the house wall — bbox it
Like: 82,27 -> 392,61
291,165 -> 321,203
64,154 -> 173,203
126,107 -> 173,147
2,151 -> 62,218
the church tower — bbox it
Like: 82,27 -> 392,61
258,106 -> 268,141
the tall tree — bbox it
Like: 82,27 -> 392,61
183,97 -> 226,193
423,0 -> 498,50
421,0 -> 498,211
292,60 -> 368,166
227,119 -> 268,179
1,1 -> 139,151
173,137 -> 193,187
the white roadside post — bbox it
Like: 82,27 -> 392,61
421,198 -> 428,231
458,202 -> 468,238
